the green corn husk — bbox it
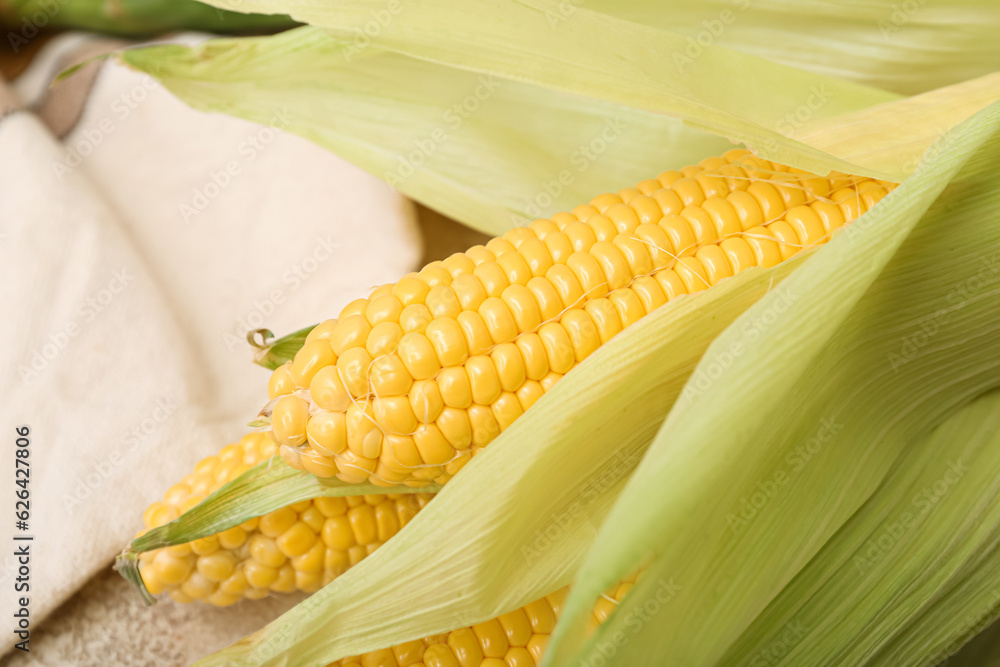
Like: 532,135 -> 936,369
586,0 -> 1000,96
0,0 -> 295,37
111,2 -> 1000,665
192,0 -> 1000,97
117,22 -> 999,237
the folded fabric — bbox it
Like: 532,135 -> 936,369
0,31 -> 420,662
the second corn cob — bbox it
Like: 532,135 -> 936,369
136,431 -> 432,605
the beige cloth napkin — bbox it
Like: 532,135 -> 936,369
0,32 -> 421,664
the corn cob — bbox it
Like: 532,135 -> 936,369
268,149 -> 896,487
135,431 -> 432,605
325,575 -> 638,667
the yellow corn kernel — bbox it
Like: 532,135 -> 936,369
497,251 -> 531,286
382,434 -> 423,471
366,321 -> 404,357
330,314 -> 372,356
516,381 -> 545,411
526,635 -> 549,664
276,522 -> 317,557
413,424 -> 456,465
425,317 -> 469,367
249,535 -> 287,568
409,380 -> 445,424
437,408 -> 473,450
271,563 -> 296,593
338,347 -> 374,397
472,619 -> 509,659
308,411 -> 349,456
290,340 -> 336,388
517,238 -> 553,277
300,450 -> 340,478
370,354 -> 414,397
268,364 -> 296,400
447,628 -> 484,665
148,551 -> 194,586
438,367 -> 473,409
465,356 -> 502,406
190,535 -> 218,556
322,515 -> 355,550
501,285 -> 542,334
291,540 -> 326,572
180,571 -> 216,600
272,396 -> 308,446
196,552 -> 236,582
259,507 -> 297,538
335,450 -> 379,484
366,294 -> 403,326
218,568 -> 248,596
398,332 -> 442,380
426,285 -> 462,319
479,297 -> 518,344
339,298 -> 369,321
305,318 -> 340,344
455,314 -> 495,363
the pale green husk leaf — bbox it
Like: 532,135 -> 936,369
120,28 -> 734,237
586,0 -> 1000,96
157,0 -> 900,178
729,388 -> 1000,666
117,10 -> 1000,236
543,100 -> 1000,666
